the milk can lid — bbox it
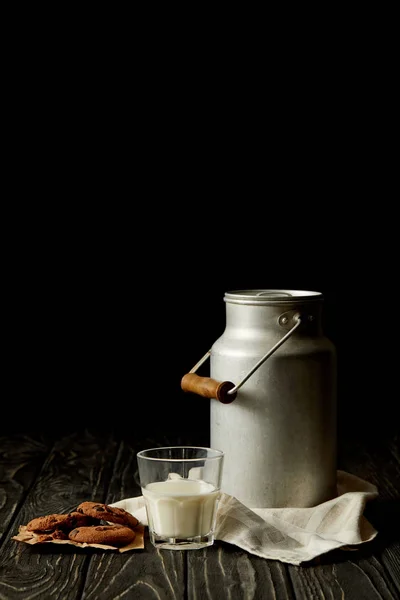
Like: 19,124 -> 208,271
224,289 -> 323,305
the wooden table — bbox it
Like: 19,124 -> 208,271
1,428 -> 399,600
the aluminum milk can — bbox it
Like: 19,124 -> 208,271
181,289 -> 337,509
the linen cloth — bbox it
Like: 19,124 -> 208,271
111,470 -> 378,565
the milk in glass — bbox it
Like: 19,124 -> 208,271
142,478 -> 220,538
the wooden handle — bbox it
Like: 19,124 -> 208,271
181,373 -> 237,404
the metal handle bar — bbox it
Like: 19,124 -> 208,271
190,313 -> 302,395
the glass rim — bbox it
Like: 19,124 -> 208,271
136,446 -> 224,462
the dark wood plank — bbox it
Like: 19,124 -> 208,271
82,435 -> 187,600
187,541 -> 295,600
289,557 -> 399,600
0,429 -> 119,600
1,430 -> 399,600
339,434 -> 400,595
0,433 -> 52,544
81,546 -> 186,600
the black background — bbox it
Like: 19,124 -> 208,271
5,208 -> 397,444
3,34 -> 397,444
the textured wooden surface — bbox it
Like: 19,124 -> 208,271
0,429 -> 399,600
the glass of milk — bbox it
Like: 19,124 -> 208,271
137,446 -> 224,550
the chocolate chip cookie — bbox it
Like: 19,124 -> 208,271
68,524 -> 136,546
26,512 -> 93,532
35,529 -> 69,542
76,502 -> 139,529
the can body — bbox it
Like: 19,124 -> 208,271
210,290 -> 337,508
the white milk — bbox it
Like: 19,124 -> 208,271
142,478 -> 220,538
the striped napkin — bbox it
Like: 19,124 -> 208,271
112,470 -> 378,565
